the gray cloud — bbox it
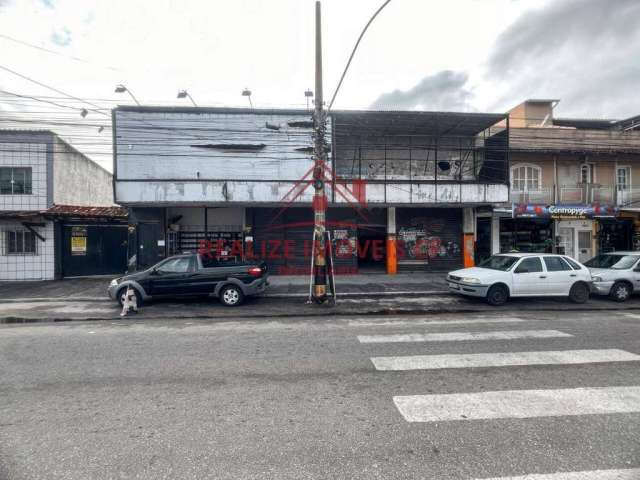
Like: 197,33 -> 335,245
370,70 -> 474,111
51,27 -> 72,47
486,0 -> 640,118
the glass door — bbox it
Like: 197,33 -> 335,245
557,228 -> 574,258
578,230 -> 593,263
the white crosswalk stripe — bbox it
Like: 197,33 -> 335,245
348,317 -> 526,327
371,349 -> 640,371
358,329 -> 571,344
359,314 -> 640,477
474,468 -> 640,479
393,386 -> 640,422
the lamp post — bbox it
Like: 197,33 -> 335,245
242,88 -> 253,109
114,84 -> 140,105
177,89 -> 197,106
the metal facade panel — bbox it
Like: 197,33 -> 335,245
115,110 -> 327,182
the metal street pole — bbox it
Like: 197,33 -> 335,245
311,0 -> 328,303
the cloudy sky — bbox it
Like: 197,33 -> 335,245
1,0 -> 639,170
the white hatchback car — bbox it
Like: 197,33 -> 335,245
447,253 -> 592,306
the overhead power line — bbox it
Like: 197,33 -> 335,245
0,64 -> 109,116
328,0 -> 393,111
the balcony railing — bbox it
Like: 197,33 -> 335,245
510,188 -> 553,204
511,183 -> 640,208
559,184 -> 614,204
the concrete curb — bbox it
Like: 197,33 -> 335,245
2,304 -> 640,324
0,290 -> 448,303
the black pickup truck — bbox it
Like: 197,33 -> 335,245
108,253 -> 268,307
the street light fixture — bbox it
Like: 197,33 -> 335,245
304,89 -> 314,110
177,89 -> 197,106
242,88 -> 253,109
114,84 -> 140,105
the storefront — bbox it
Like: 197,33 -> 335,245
500,217 -> 554,253
396,208 -> 463,272
504,203 -> 621,262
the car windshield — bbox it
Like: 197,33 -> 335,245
584,254 -> 640,270
477,255 -> 519,271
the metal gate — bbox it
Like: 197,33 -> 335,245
396,208 -> 463,272
62,224 -> 128,277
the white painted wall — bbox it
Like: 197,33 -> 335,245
115,110 -> 322,182
0,220 -> 54,280
114,109 -> 509,206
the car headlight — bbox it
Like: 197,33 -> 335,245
110,279 -> 120,287
591,276 -> 603,283
462,277 -> 481,285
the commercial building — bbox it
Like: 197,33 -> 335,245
0,130 -> 127,280
486,100 -> 640,263
113,106 -> 510,274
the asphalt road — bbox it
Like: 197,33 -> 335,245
1,310 -> 640,479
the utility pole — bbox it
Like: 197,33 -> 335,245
311,0 -> 328,303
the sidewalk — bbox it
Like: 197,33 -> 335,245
1,291 -> 640,323
0,273 -> 448,302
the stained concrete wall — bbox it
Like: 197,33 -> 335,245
52,136 -> 113,206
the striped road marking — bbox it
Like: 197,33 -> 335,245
371,349 -> 640,371
394,386 -> 640,422
348,317 -> 526,328
358,330 -> 572,344
475,468 -> 640,479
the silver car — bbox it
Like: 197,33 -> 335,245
586,251 -> 640,302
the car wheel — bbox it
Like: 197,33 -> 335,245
486,284 -> 508,306
569,282 -> 589,304
118,286 -> 141,308
609,281 -> 632,302
220,285 -> 244,307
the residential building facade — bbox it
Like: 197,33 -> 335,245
0,130 -> 126,280
478,100 -> 640,264
113,106 -> 510,274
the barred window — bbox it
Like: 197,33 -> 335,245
0,167 -> 32,195
5,230 -> 37,255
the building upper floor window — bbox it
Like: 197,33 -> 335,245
4,230 -> 37,255
580,163 -> 595,184
511,164 -> 541,191
0,167 -> 32,195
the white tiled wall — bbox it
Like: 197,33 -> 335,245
0,220 -> 55,280
0,142 -> 48,211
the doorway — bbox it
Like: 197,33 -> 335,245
357,226 -> 386,273
557,220 -> 593,263
475,217 -> 492,264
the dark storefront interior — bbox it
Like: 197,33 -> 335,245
500,218 -> 553,253
598,219 -> 633,253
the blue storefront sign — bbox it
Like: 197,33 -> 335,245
513,203 -> 618,219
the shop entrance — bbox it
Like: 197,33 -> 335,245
557,220 -> 593,263
598,219 -> 633,253
475,217 -> 492,264
500,218 -> 553,253
357,225 -> 386,272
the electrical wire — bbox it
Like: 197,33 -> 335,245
0,65 -> 109,115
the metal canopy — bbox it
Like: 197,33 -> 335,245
331,110 -> 507,137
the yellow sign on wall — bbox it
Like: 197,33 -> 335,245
71,227 -> 87,256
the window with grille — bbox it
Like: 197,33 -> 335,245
5,230 -> 37,255
511,164 -> 541,191
0,167 -> 32,195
